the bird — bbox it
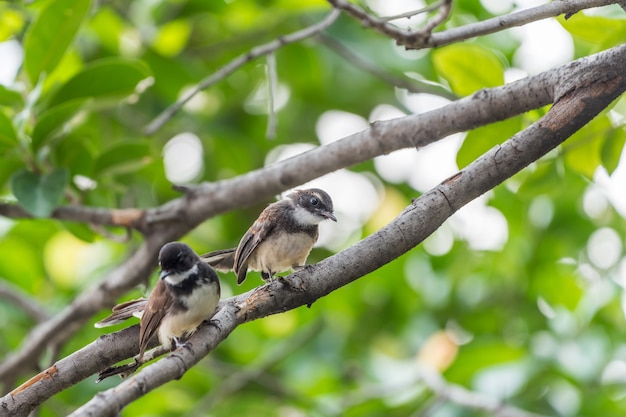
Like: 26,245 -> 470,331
202,188 -> 336,285
95,242 -> 221,363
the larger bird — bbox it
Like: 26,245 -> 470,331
202,188 -> 336,284
96,242 -> 221,365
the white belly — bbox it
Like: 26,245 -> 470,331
248,232 -> 315,274
158,283 -> 220,348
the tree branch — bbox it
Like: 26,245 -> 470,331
0,280 -> 49,323
2,49 -> 624,414
143,9 -> 341,136
0,43 -> 623,406
328,0 -> 622,49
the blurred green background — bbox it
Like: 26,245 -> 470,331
1,0 -> 626,416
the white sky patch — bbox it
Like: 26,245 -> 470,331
423,222 -> 454,256
398,91 -> 452,115
504,67 -> 528,84
315,110 -> 369,146
512,19 -> 574,74
163,132 -> 204,183
480,0 -> 514,14
374,149 -> 420,184
409,133 -> 464,192
450,194 -> 509,251
593,146 -> 626,218
369,104 -> 406,122
587,227 -> 622,270
528,195 -> 554,229
0,40 -> 23,86
582,185 -> 610,220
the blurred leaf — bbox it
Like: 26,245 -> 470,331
10,168 -> 69,217
601,127 -> 626,175
94,142 -> 151,175
0,6 -> 24,42
445,341 -> 525,384
62,222 -> 97,243
563,115 -> 610,179
153,19 -> 191,57
0,84 -> 24,108
23,0 -> 91,84
432,44 -> 504,96
32,100 -> 85,151
0,110 -> 18,149
457,117 -> 522,168
54,133 -> 96,177
89,7 -> 125,53
517,161 -> 561,197
48,58 -> 151,108
559,14 -> 626,52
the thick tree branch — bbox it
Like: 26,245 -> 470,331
2,51 -> 624,415
328,0 -> 622,49
0,204 -> 146,231
144,9 -> 341,135
0,45 -> 623,395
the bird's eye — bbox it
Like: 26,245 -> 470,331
310,197 -> 319,206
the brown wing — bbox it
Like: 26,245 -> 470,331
234,205 -> 278,284
200,248 -> 236,272
94,298 -> 148,328
138,279 -> 173,359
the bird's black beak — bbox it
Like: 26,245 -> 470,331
160,269 -> 171,280
321,211 -> 337,222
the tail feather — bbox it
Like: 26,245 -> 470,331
94,298 -> 148,328
200,248 -> 236,272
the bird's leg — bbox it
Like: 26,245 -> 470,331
261,271 -> 274,282
172,336 -> 188,350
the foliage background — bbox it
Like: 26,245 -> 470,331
0,0 -> 625,416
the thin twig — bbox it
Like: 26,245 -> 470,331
265,52 -> 278,139
420,0 -> 452,35
328,0 -> 621,49
316,32 -> 458,100
0,281 -> 49,323
418,365 -> 550,417
381,0 -> 445,21
144,9 -> 340,136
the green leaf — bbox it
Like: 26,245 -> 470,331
23,0 -> 91,85
48,58 -> 151,108
32,100 -> 85,151
0,110 -> 18,149
62,221 -> 97,243
10,168 -> 69,217
0,84 -> 24,108
0,6 -> 24,42
457,117 -> 521,168
432,44 -> 504,96
601,127 -> 626,175
94,142 -> 151,175
563,115 -> 611,179
559,14 -> 626,52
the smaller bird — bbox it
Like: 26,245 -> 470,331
202,188 -> 336,285
95,242 -> 221,375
